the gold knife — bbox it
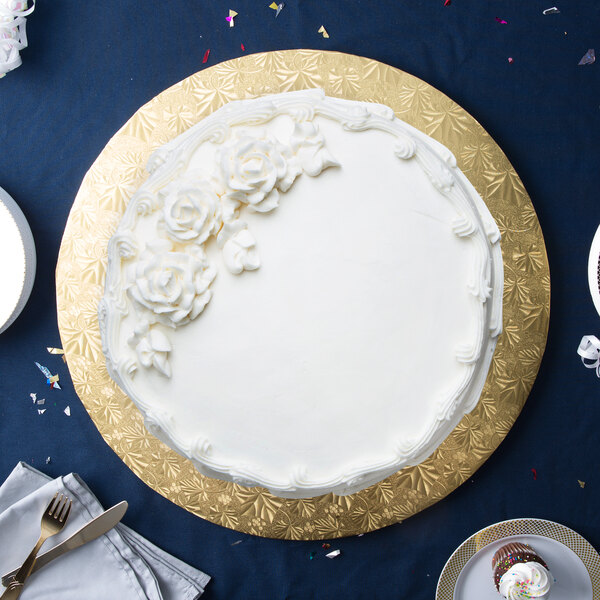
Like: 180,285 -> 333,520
1,501 -> 128,588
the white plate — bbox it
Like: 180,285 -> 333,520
0,186 -> 36,334
588,225 -> 600,317
436,518 -> 600,599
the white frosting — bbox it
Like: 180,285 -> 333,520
99,89 -> 503,498
499,562 -> 552,599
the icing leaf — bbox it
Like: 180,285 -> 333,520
290,122 -> 340,176
221,225 -> 261,274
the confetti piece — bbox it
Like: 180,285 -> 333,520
38,409 -> 46,415
37,398 -> 45,405
269,2 -> 284,17
30,393 -> 36,403
47,347 -> 66,362
309,551 -> 316,560
226,9 -> 238,27
322,543 -> 331,549
495,17 -> 508,24
531,468 -> 537,480
357,533 -> 364,537
578,480 -> 586,488
508,57 -> 514,64
542,7 -> 560,15
241,43 -> 245,51
202,49 -> 210,64
326,549 -> 341,559
318,25 -> 329,38
578,49 -> 595,65
231,539 -> 243,546
45,457 -> 51,464
64,406 -> 71,416
35,362 -> 61,389
444,0 -> 451,5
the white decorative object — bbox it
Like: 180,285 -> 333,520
0,186 -> 35,334
100,89 -> 503,499
577,335 -> 600,376
587,224 -> 600,317
0,0 -> 35,77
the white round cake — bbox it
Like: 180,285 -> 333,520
99,89 -> 503,499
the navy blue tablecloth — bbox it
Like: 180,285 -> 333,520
1,2 -> 600,598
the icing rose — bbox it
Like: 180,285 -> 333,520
160,179 -> 221,243
128,240 -> 216,328
499,562 -> 552,599
219,133 -> 300,212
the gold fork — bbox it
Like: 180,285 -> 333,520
0,493 -> 72,599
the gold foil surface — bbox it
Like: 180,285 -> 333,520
56,50 -> 550,540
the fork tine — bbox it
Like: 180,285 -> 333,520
51,494 -> 65,517
53,495 -> 68,519
58,499 -> 72,522
46,492 -> 59,515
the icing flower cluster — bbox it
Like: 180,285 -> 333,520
125,122 -> 339,376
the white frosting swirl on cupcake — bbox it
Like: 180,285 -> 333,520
499,561 -> 552,599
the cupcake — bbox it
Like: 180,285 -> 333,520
492,542 -> 552,599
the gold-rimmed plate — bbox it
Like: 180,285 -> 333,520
436,518 -> 600,599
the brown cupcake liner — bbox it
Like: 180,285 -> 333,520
492,542 -> 548,590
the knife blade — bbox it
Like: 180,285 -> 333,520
1,501 -> 127,586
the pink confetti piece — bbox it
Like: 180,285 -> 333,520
531,468 -> 537,480
495,17 -> 508,24
202,49 -> 210,64
508,57 -> 514,64
578,49 -> 595,65
444,0 -> 451,5
241,43 -> 245,51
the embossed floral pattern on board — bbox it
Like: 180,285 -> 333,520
56,50 -> 549,540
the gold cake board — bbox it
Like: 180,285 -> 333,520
56,50 -> 550,540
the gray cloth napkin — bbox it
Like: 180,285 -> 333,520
0,463 -> 210,599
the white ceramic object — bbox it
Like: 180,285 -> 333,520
0,186 -> 36,333
588,225 -> 600,317
437,518 -> 599,600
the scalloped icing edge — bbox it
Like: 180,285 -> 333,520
100,89 -> 503,499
